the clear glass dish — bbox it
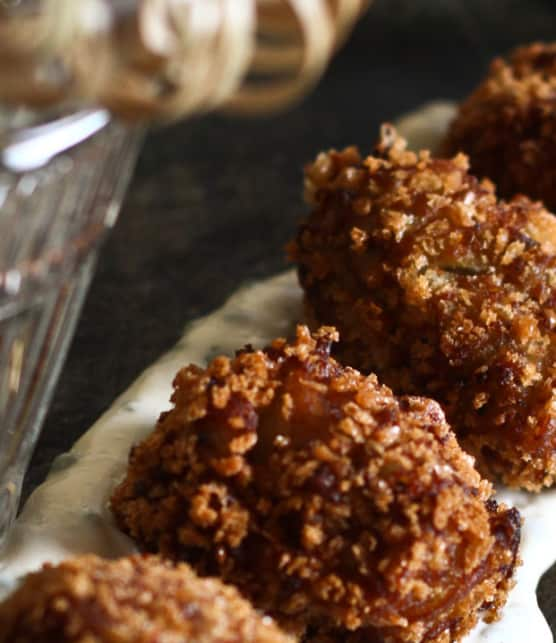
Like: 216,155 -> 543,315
0,109 -> 141,551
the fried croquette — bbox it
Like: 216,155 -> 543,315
111,326 -> 520,643
0,554 -> 290,643
291,126 -> 556,491
442,42 -> 556,209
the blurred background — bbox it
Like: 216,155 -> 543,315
27,0 -> 556,626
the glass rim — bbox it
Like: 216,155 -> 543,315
0,105 -> 113,175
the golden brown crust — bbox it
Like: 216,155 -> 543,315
111,326 -> 520,642
291,127 -> 556,491
0,554 -> 290,643
442,42 -> 556,209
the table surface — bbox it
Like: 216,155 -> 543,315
27,0 -> 556,636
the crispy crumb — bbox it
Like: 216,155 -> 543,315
111,326 -> 520,643
442,42 -> 556,209
0,554 -> 291,643
291,126 -> 556,491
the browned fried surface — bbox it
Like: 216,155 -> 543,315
0,554 -> 289,643
111,326 -> 520,643
291,127 -> 556,490
442,42 -> 556,209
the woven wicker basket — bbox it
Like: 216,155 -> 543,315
0,0 -> 368,120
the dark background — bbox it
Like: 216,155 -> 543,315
27,0 -> 556,636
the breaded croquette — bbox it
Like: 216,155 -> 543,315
0,554 -> 290,643
111,326 -> 520,643
443,42 -> 556,209
291,126 -> 556,490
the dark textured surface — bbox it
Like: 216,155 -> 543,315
26,0 -> 556,637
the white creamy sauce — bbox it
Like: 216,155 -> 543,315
0,103 -> 555,643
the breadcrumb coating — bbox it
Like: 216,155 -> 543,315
111,326 -> 520,642
0,554 -> 290,643
443,42 -> 556,209
291,126 -> 556,490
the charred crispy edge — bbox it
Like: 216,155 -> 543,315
424,501 -> 521,641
